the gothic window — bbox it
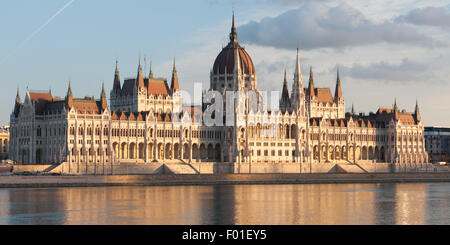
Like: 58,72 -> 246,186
36,126 -> 42,137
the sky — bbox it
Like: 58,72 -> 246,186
0,0 -> 449,126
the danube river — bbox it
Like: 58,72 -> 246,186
0,183 -> 449,225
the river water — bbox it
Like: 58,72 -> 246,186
0,183 -> 449,225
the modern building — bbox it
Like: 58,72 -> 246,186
9,14 -> 428,170
0,125 -> 9,161
424,127 -> 450,163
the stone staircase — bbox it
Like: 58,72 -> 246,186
42,163 -> 64,173
331,163 -> 367,173
160,160 -> 199,174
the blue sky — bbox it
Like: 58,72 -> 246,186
1,0 -> 450,126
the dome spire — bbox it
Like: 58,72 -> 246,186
230,11 -> 238,44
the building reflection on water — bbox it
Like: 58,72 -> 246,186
0,183 -> 448,225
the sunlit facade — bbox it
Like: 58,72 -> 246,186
9,15 -> 428,170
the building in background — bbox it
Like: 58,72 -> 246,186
0,125 -> 9,161
8,14 -> 428,171
425,127 -> 450,163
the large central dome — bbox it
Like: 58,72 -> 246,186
212,14 -> 255,76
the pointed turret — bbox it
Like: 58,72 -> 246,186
65,81 -> 74,109
136,56 -> 145,88
100,82 -> 107,111
351,103 -> 355,115
112,59 -> 121,94
280,70 -> 291,112
334,68 -> 343,101
393,98 -> 399,121
307,66 -> 316,98
414,99 -> 421,122
149,60 -> 153,79
14,88 -> 21,117
170,57 -> 179,93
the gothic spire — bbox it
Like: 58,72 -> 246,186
100,82 -> 107,111
294,48 -> 302,87
280,70 -> 291,112
170,57 -> 179,93
307,65 -> 315,98
414,99 -> 421,122
136,56 -> 145,88
15,87 -> 21,104
66,80 -> 73,109
351,103 -> 355,115
393,98 -> 399,121
290,48 -> 303,111
334,67 -> 342,101
14,87 -> 21,117
113,58 -> 121,93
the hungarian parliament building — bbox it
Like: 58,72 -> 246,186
9,15 -> 428,170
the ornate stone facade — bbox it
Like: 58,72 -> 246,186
0,125 -> 9,161
9,15 -> 428,171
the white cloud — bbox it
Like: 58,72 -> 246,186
237,2 -> 437,51
396,6 -> 450,28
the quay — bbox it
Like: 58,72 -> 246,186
0,172 -> 449,188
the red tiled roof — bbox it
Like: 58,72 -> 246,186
399,114 -> 416,125
29,92 -> 53,114
148,79 -> 169,96
315,88 -> 334,103
72,99 -> 101,114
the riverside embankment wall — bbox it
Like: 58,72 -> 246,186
9,161 -> 446,175
0,173 -> 450,188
